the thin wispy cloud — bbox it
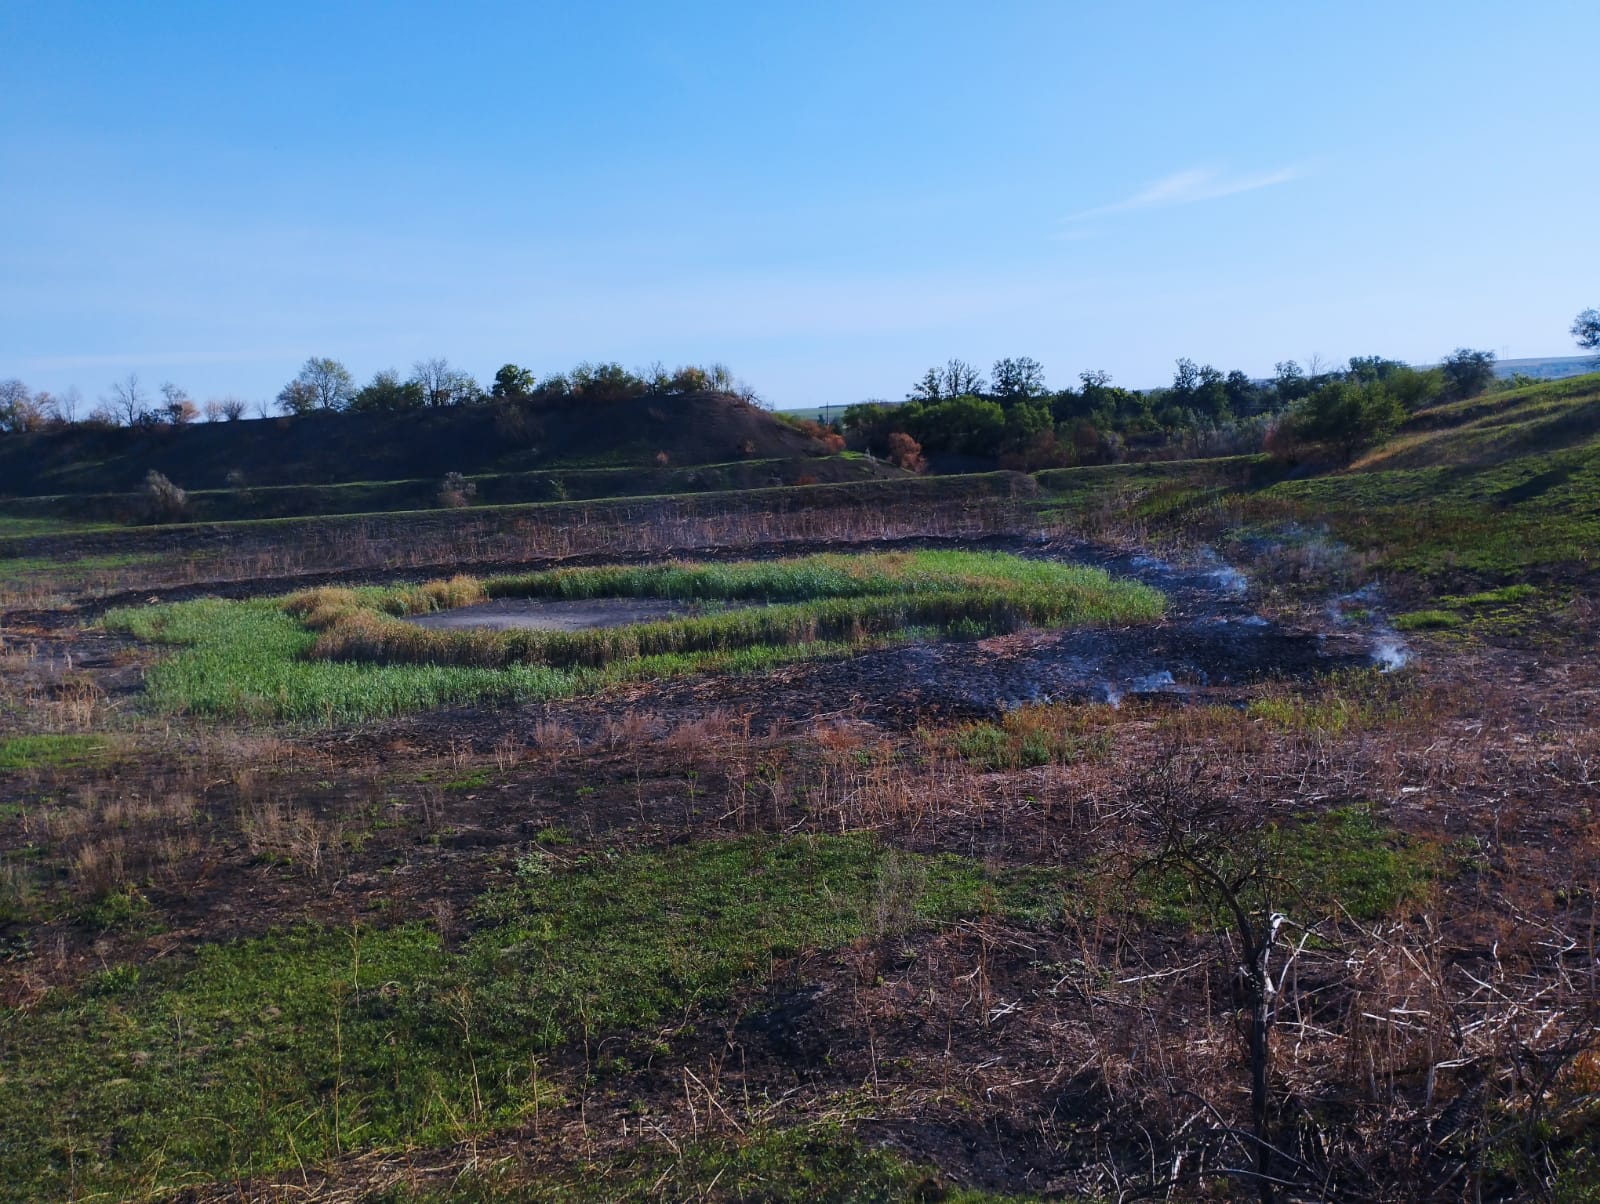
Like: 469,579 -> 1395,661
1062,165 -> 1306,223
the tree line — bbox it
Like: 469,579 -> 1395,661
0,357 -> 758,434
3,305 -> 1597,438
843,345 -> 1518,470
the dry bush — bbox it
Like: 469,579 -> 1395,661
283,586 -> 363,627
886,431 -> 926,473
492,732 -> 526,771
242,799 -> 345,877
387,575 -> 487,615
528,719 -> 577,755
140,469 -> 188,522
603,709 -> 658,751
437,471 -> 478,508
71,835 -> 128,896
663,710 -> 736,754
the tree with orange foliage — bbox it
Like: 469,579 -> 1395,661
886,430 -> 926,473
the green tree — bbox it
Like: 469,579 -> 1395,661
907,395 -> 1005,456
909,359 -> 986,402
1346,355 -> 1406,384
1573,308 -> 1600,360
1167,358 -> 1230,423
908,367 -> 945,401
351,369 -> 425,412
281,357 -> 354,413
991,356 -> 1046,400
1273,361 -> 1309,407
1289,379 -> 1403,457
0,379 -> 47,432
1224,369 -> 1261,416
567,362 -> 644,400
490,363 -> 538,401
1384,365 -> 1443,412
275,380 -> 319,415
1439,347 -> 1496,401
1001,399 -> 1052,449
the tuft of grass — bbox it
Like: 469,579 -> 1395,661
1446,583 -> 1539,607
1394,609 -> 1463,631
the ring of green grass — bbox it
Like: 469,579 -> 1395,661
105,551 -> 1165,723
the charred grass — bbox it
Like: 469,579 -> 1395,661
0,640 -> 1598,1199
5,460 -> 1600,1201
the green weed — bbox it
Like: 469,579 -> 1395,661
0,733 -> 110,772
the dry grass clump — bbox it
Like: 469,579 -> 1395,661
285,576 -> 487,631
383,575 -> 487,616
282,585 -> 365,630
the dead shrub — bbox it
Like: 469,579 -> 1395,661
886,431 -> 926,473
664,710 -> 734,754
604,710 -> 658,751
437,471 -> 478,508
529,720 -> 577,755
141,469 -> 188,522
71,835 -> 128,896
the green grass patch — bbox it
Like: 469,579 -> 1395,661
1232,378 -> 1600,581
935,704 -> 1114,771
0,515 -> 115,538
105,595 -> 905,723
1394,609 -> 1463,631
398,1123 -> 1037,1201
0,733 -> 110,772
106,552 -> 1163,723
0,834 -> 1059,1201
1446,583 -> 1539,607
1137,806 -> 1436,928
0,551 -> 156,580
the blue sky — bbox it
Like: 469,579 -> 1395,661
3,1 -> 1596,409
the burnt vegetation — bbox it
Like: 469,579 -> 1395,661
1,352 -> 1599,1201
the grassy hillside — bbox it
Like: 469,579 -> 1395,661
0,391 -> 826,496
1023,373 -> 1600,586
1241,373 -> 1600,580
